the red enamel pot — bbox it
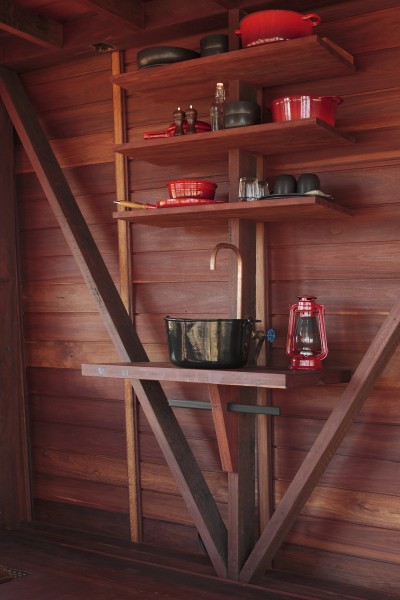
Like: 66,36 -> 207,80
235,10 -> 321,47
269,95 -> 343,127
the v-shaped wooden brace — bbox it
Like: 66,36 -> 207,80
2,64 -> 400,584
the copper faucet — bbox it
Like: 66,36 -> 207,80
210,243 -> 243,319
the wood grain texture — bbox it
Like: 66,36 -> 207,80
34,473 -> 130,513
34,500 -> 131,540
0,98 -> 31,526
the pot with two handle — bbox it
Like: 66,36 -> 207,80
164,317 -> 264,368
235,10 -> 321,47
269,95 -> 343,127
164,243 -> 265,369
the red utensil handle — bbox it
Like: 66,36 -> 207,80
302,13 -> 321,26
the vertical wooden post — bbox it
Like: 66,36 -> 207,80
111,50 -> 140,542
227,387 -> 256,580
255,221 -> 273,536
225,134 -> 257,577
0,99 -> 31,527
254,78 -> 273,537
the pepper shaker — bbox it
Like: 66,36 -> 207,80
173,106 -> 185,136
185,104 -> 197,134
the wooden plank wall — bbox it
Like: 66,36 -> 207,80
14,0 -> 400,595
16,53 -> 131,539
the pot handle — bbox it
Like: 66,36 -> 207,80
302,13 -> 321,27
252,330 -> 266,362
234,29 -> 242,36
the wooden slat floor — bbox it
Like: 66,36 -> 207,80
0,525 -> 396,600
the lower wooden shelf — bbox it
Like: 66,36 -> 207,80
113,196 -> 353,227
81,362 -> 352,388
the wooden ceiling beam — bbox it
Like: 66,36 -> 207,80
76,0 -> 144,30
0,0 -> 63,49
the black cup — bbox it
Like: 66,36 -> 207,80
297,173 -> 321,194
273,174 -> 297,195
200,34 -> 229,56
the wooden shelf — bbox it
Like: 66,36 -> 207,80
82,362 -> 352,389
113,195 -> 353,227
111,36 -> 355,96
115,118 -> 354,166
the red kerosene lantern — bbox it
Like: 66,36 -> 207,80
286,295 -> 328,370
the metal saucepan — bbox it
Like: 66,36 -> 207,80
164,317 -> 264,368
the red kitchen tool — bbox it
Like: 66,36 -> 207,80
156,198 -> 226,208
144,120 -> 211,139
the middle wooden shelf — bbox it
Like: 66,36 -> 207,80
115,118 -> 355,166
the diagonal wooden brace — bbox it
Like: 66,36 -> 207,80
0,65 -> 228,578
208,385 -> 239,473
240,296 -> 400,582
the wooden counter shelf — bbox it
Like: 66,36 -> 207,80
82,361 -> 352,388
111,35 -> 355,96
82,360 -> 351,490
113,195 -> 353,227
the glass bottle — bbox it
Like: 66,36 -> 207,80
210,82 -> 225,131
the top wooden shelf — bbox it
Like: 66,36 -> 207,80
111,36 -> 355,96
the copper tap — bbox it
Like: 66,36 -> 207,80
210,243 -> 243,319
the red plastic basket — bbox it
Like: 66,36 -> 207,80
167,179 -> 217,199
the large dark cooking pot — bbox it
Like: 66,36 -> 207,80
164,317 -> 264,369
235,10 -> 321,47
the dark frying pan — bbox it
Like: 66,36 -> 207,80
137,46 -> 200,69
